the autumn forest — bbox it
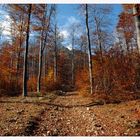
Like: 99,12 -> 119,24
0,4 -> 140,136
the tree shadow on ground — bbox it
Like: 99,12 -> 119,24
0,99 -> 121,109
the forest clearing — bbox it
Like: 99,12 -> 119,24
0,4 -> 140,136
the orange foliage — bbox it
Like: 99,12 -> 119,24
28,76 -> 37,92
75,68 -> 89,91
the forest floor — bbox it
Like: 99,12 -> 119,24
0,91 -> 140,136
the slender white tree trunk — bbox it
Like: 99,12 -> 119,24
37,39 -> 43,93
133,4 -> 140,52
85,4 -> 94,94
71,34 -> 75,86
54,23 -> 58,82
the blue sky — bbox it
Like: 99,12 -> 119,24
56,4 -> 123,49
57,4 -> 122,28
57,4 -> 79,27
0,4 -> 122,35
0,4 -> 123,47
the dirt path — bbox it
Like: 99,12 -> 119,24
0,91 -> 140,136
29,92 -> 140,136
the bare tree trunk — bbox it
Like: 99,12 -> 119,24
44,48 -> 46,77
23,4 -> 32,97
133,4 -> 140,52
16,19 -> 23,90
71,34 -> 75,86
37,5 -> 47,93
16,39 -> 21,90
54,23 -> 58,82
37,39 -> 43,93
37,5 -> 53,93
85,4 -> 94,94
84,45 -> 87,69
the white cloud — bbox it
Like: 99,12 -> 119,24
66,44 -> 72,50
5,15 -> 11,20
68,16 -> 80,25
1,15 -> 11,36
59,16 -> 81,40
60,30 -> 69,39
60,16 -> 80,31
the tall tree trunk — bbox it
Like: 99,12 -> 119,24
54,23 -> 58,82
37,40 -> 43,93
133,4 -> 140,52
22,4 -> 32,97
85,4 -> 94,94
16,16 -> 24,89
16,25 -> 23,90
37,5 -> 53,93
37,5 -> 47,93
133,4 -> 140,89
44,48 -> 46,77
71,34 -> 75,86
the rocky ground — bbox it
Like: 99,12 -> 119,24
0,91 -> 140,136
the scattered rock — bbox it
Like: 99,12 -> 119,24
128,120 -> 140,128
87,107 -> 90,111
135,133 -> 140,136
124,132 -> 128,135
57,107 -> 63,111
94,130 -> 98,135
6,108 -> 11,111
101,131 -> 105,134
86,129 -> 90,133
67,121 -> 71,125
9,117 -> 18,123
17,110 -> 24,115
54,106 -> 59,110
113,129 -> 117,133
108,109 -> 113,113
43,133 -> 46,136
47,131 -> 51,135
126,129 -> 130,132
52,129 -> 59,136
39,97 -> 44,100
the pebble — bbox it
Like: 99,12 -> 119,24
94,130 -> 98,135
39,97 -> 44,100
86,129 -> 90,132
135,133 -> 140,136
47,131 -> 51,135
54,106 -> 58,110
101,131 -> 105,134
113,129 -> 117,133
87,107 -> 90,111
53,129 -> 59,136
128,120 -> 140,128
67,122 -> 70,125
126,129 -> 130,132
43,134 -> 46,136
